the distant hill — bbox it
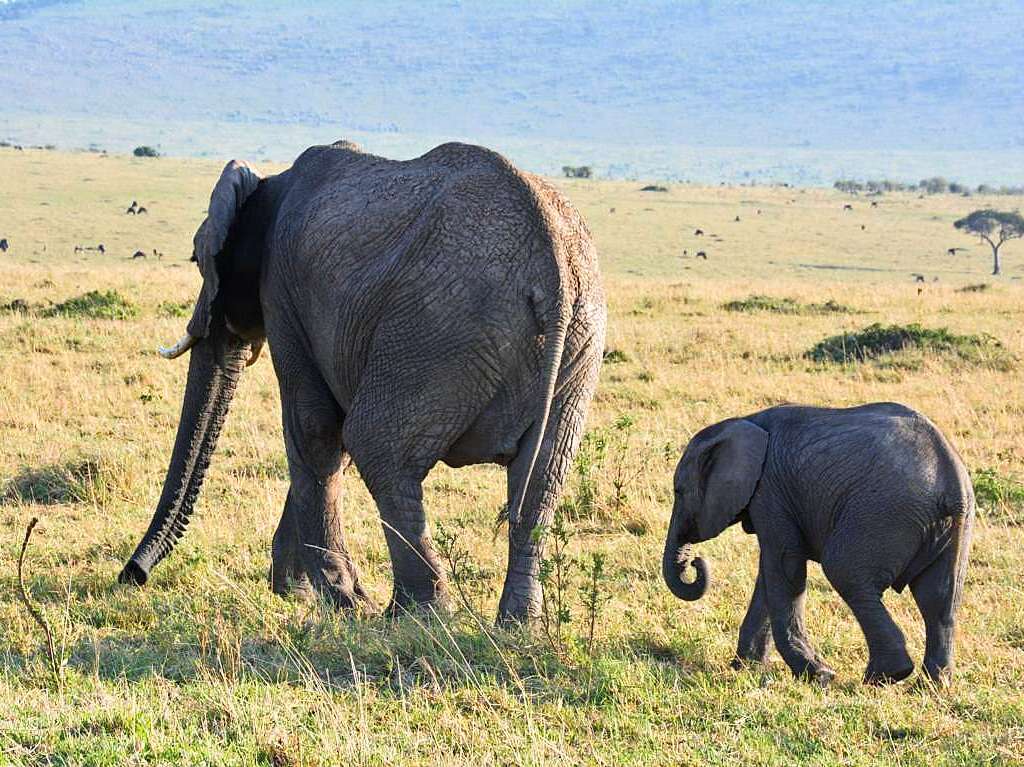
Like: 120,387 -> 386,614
1,0 -> 1022,184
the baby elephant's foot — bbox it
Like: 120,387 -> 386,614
864,654 -> 915,686
731,648 -> 771,670
792,659 -> 836,686
921,658 -> 953,688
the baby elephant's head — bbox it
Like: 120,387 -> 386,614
663,418 -> 769,601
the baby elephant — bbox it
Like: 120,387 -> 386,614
663,403 -> 974,685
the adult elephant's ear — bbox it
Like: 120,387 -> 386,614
186,160 -> 262,339
693,419 -> 769,540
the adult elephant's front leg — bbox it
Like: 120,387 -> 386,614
270,373 -> 373,609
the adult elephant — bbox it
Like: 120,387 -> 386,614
118,140 -> 607,623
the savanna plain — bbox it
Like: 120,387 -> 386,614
0,147 -> 1022,766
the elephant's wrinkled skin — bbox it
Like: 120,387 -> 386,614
119,141 -> 606,623
663,403 -> 974,685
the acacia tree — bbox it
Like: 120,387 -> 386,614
954,209 -> 1024,275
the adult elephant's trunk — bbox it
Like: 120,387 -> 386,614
662,506 -> 709,601
119,319 -> 249,585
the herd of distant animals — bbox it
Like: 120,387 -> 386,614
0,192 -> 975,283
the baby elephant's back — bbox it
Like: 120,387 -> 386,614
815,402 -> 973,523
859,403 -> 972,517
762,402 -> 973,523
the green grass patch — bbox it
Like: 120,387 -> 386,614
723,294 -> 854,315
807,323 -> 1013,369
43,290 -> 138,320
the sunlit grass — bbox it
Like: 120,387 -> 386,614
1,147 -> 1022,765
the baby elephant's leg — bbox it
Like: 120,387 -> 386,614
823,554 -> 913,685
761,549 -> 835,684
909,545 -> 961,685
733,571 -> 772,667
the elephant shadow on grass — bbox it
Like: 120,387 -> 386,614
3,563 -> 718,700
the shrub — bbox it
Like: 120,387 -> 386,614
807,323 -> 1012,368
133,145 -> 160,158
639,184 -> 668,192
723,295 -> 853,315
43,290 -> 138,320
972,468 -> 1024,522
157,300 -> 192,318
603,348 -> 629,364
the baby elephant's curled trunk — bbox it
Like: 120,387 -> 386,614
662,541 -> 709,601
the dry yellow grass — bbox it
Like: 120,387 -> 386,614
0,147 -> 1022,765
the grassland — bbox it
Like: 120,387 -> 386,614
0,147 -> 1022,765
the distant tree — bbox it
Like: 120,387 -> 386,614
954,209 -> 1024,275
919,177 -> 949,194
133,145 -> 160,158
561,165 -> 592,179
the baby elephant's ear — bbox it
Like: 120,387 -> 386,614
695,419 -> 769,539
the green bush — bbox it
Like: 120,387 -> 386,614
972,468 -> 1024,522
807,323 -> 1011,369
43,290 -> 138,320
723,294 -> 853,315
133,145 -> 160,158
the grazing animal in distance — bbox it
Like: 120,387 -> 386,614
947,247 -> 966,256
871,201 -> 879,208
861,225 -> 866,230
663,403 -> 974,686
137,206 -> 148,214
694,229 -> 704,236
913,274 -> 926,283
696,251 -> 707,260
734,215 -> 741,222
126,200 -> 138,214
609,207 -> 615,214
0,238 -> 8,252
756,209 -> 762,215
132,250 -> 147,259
843,204 -> 854,211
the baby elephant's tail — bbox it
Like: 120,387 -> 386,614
948,490 -> 975,621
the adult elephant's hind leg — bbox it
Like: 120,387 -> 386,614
499,366 -> 595,624
271,370 -> 372,609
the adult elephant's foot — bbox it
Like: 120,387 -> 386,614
270,552 -> 375,612
385,581 -> 451,619
496,578 -> 541,627
864,654 -> 915,685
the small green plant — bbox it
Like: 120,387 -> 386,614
580,552 -> 610,659
435,521 -> 495,616
807,323 -> 1012,369
534,509 -> 574,655
43,290 -> 138,320
608,415 -> 641,513
972,468 -> 1024,522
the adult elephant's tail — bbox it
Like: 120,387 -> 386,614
505,285 -> 570,528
